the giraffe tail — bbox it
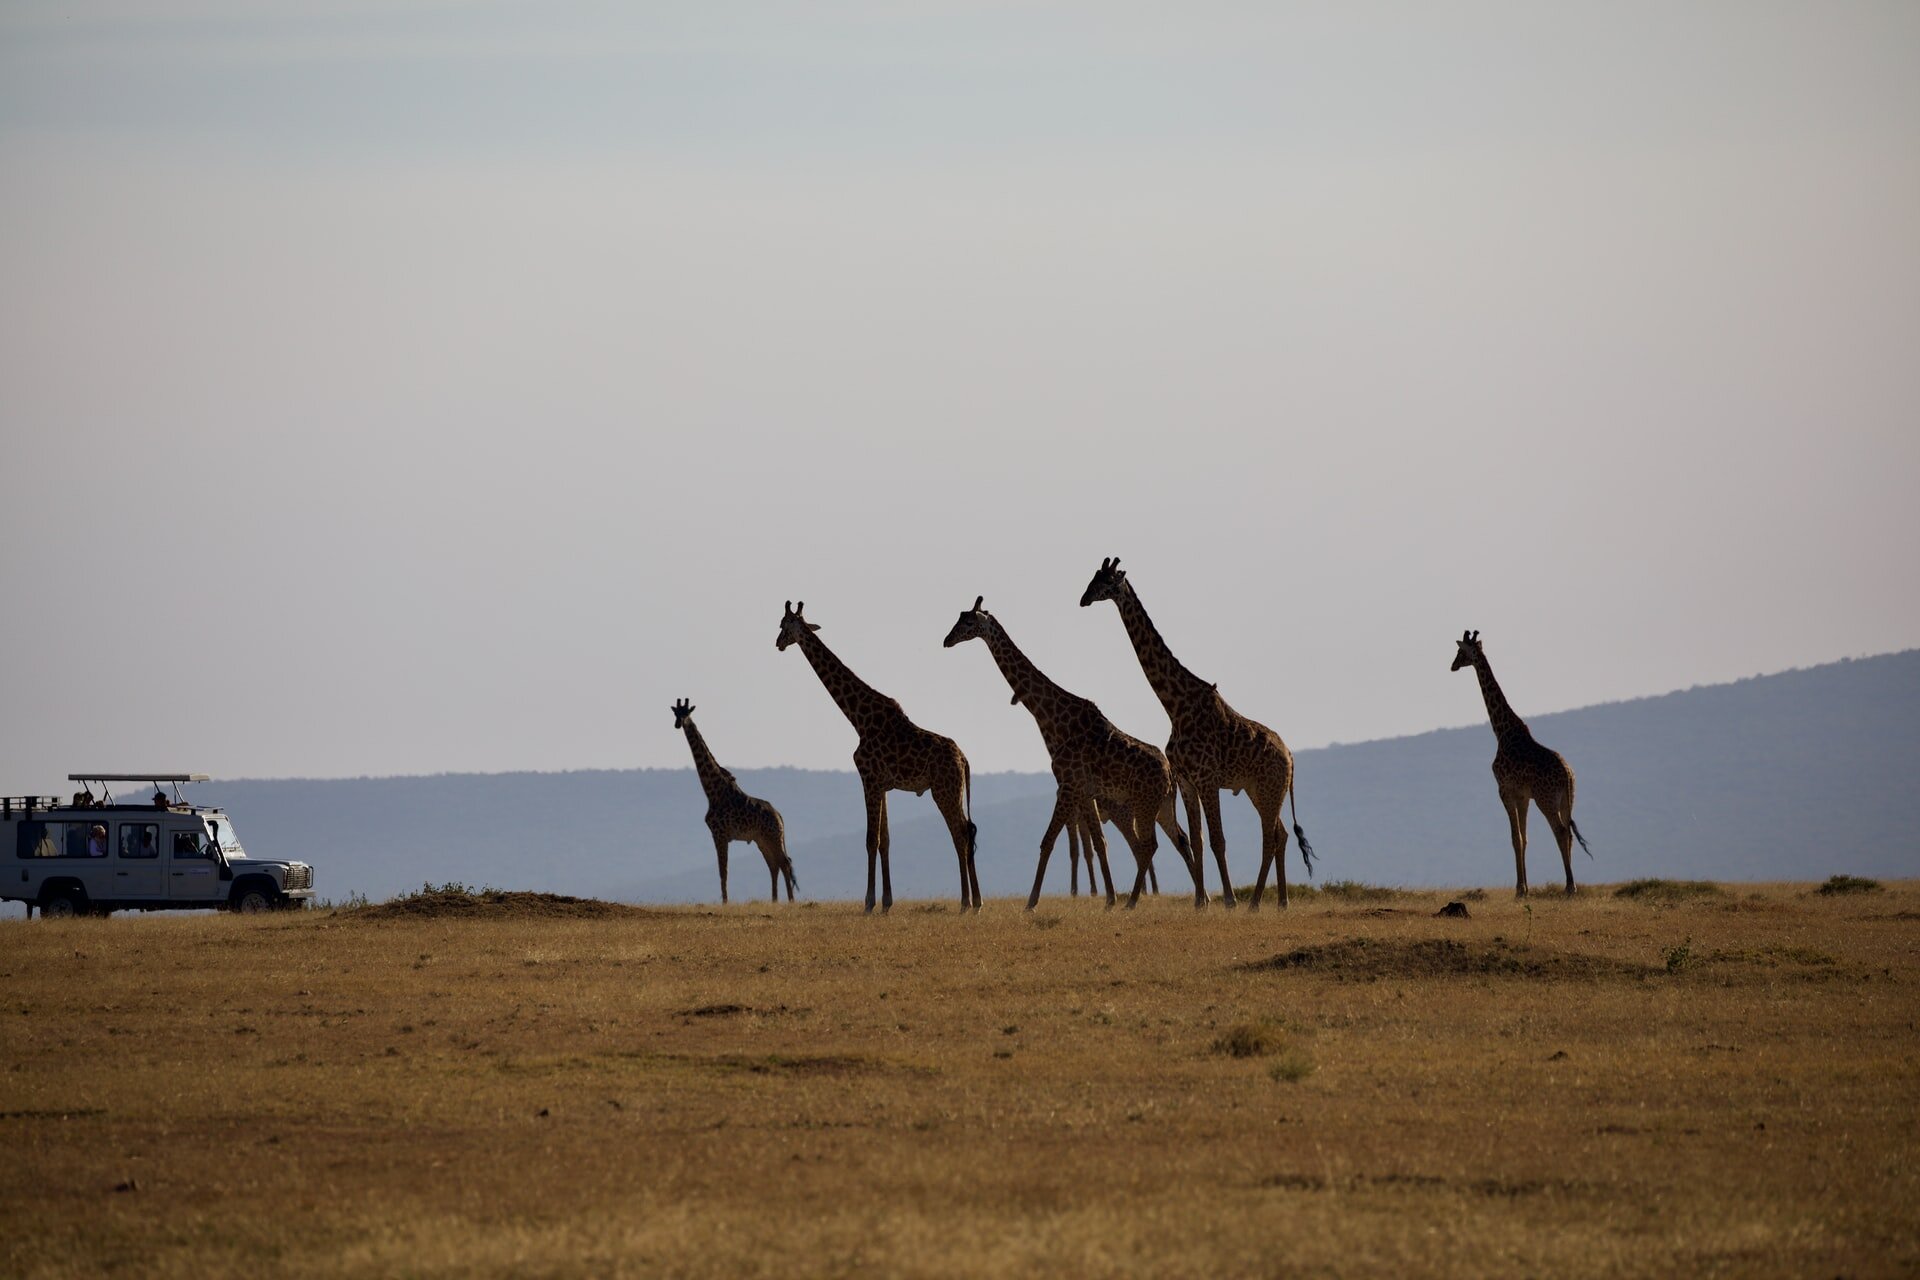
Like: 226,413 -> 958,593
1289,780 -> 1316,878
1569,818 -> 1593,859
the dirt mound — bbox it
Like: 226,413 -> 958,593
351,886 -> 658,921
1245,936 -> 1654,982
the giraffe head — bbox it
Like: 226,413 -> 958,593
1451,629 -> 1483,672
671,698 -> 696,730
1079,556 -> 1127,608
941,596 -> 992,649
776,600 -> 820,651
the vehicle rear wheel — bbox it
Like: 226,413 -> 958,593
38,889 -> 84,920
233,885 -> 276,914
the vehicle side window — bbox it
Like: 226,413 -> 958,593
120,823 -> 160,860
171,830 -> 210,859
16,821 -> 54,858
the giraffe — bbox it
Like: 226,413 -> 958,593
777,601 -> 980,913
943,597 -> 1200,909
1080,557 -> 1316,909
1450,630 -> 1592,897
671,699 -> 798,904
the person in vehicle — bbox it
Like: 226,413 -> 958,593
87,824 -> 107,857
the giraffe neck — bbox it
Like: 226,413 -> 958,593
1471,654 -> 1531,743
794,627 -> 893,731
978,617 -> 1081,741
679,720 -> 733,797
1113,582 -> 1213,720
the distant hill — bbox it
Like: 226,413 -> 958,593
12,650 -> 1912,914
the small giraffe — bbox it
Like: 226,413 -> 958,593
1450,630 -> 1592,897
944,597 -> 1199,909
777,601 -> 980,913
1080,557 -> 1315,909
671,699 -> 798,904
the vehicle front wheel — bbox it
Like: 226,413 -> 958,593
232,885 -> 277,914
38,890 -> 84,920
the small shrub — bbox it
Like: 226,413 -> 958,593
1268,1052 -> 1315,1083
1212,1023 -> 1274,1058
1816,875 -> 1883,896
1664,937 -> 1694,973
1615,879 -> 1725,903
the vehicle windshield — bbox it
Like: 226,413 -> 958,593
205,816 -> 245,859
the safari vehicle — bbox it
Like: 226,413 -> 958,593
2,773 -> 314,919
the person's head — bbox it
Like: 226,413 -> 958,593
90,824 -> 105,839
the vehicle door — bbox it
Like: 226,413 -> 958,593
167,826 -> 222,902
114,822 -> 165,899
64,819 -> 115,900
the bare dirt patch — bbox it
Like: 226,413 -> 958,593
1244,935 -> 1656,982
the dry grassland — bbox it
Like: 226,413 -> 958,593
2,880 -> 1917,1278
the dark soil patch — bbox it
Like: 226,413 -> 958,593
352,887 -> 659,921
1243,936 -> 1655,982
706,1053 -> 888,1078
1299,881 -> 1406,903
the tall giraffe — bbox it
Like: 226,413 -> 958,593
777,601 -> 980,913
943,597 -> 1200,909
671,698 -> 798,904
1450,630 -> 1591,897
1080,557 -> 1315,908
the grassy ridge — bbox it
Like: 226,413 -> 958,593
2,882 -> 1916,1277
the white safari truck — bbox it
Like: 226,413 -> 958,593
2,773 -> 314,918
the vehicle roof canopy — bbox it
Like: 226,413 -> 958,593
69,773 -> 210,784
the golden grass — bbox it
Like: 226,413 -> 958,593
2,881 -> 1917,1278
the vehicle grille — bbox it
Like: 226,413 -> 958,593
285,865 -> 313,891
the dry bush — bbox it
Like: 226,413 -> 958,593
1613,878 -> 1726,903
1816,874 -> 1883,896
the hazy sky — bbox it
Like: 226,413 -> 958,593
2,2 -> 1916,789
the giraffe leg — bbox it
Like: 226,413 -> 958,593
1504,792 -> 1530,899
710,830 -> 730,905
877,790 -> 895,912
1030,789 -> 1073,910
1067,819 -> 1081,897
1084,799 -> 1117,910
1158,791 -> 1207,907
1121,808 -> 1158,910
1541,794 -> 1577,894
860,775 -> 886,914
934,781 -> 977,912
1250,794 -> 1290,911
1201,789 -> 1236,908
1180,780 -> 1207,894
